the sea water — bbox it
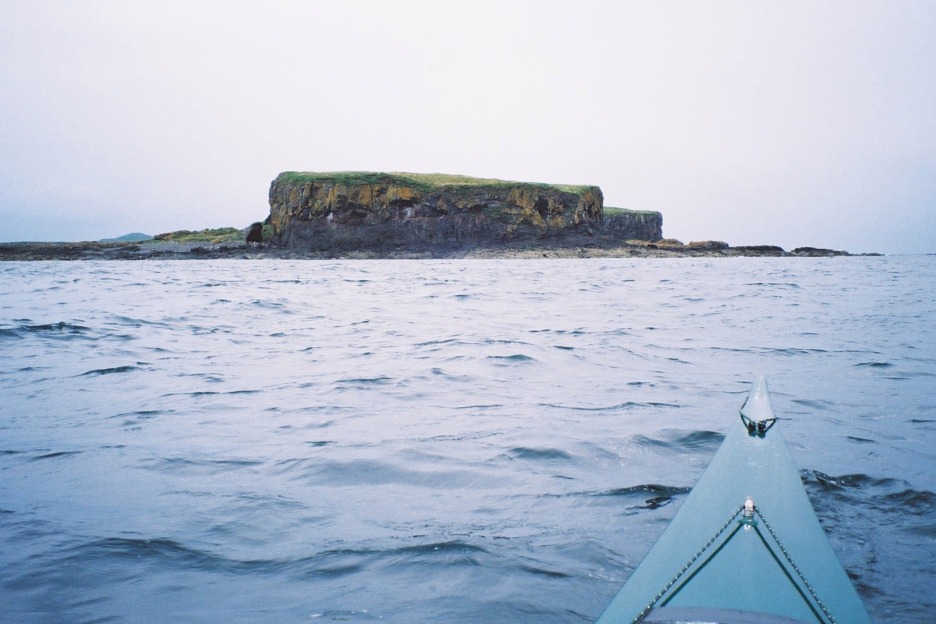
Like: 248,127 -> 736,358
1,257 -> 933,623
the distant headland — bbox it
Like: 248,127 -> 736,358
0,172 -> 874,260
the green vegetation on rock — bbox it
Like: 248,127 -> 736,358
275,171 -> 595,195
604,206 -> 661,217
152,227 -> 243,244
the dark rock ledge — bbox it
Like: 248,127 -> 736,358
0,238 -> 873,261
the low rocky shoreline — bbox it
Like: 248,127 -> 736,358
0,238 -> 874,261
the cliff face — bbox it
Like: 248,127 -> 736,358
268,172 -> 661,252
603,208 -> 663,242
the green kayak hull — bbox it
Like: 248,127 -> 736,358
595,377 -> 872,624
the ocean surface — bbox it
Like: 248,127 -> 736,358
1,257 -> 933,623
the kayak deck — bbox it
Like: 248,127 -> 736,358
640,606 -> 817,623
595,378 -> 871,624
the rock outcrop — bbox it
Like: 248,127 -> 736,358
268,172 -> 661,253
603,207 -> 664,242
245,222 -> 263,243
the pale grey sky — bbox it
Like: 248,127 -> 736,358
2,1 -> 934,253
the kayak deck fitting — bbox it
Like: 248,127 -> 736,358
595,377 -> 872,624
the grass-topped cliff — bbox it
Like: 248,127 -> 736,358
268,171 -> 609,252
274,171 -> 595,196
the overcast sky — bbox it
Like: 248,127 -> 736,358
2,1 -> 934,253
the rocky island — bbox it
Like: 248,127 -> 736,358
268,172 -> 661,253
0,172 -> 868,260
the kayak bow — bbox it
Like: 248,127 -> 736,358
596,377 -> 872,624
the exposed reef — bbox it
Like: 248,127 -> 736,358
0,239 -> 869,261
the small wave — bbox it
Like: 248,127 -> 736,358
855,361 -> 894,368
23,321 -> 90,334
598,483 -> 691,498
907,524 -> 936,538
453,404 -> 505,410
791,398 -> 835,410
803,471 -> 935,508
519,563 -> 571,578
109,315 -> 169,329
249,299 -> 291,311
309,610 -> 383,621
415,338 -> 464,348
592,483 -> 691,510
487,354 -> 536,363
802,471 -> 899,490
903,370 -> 936,378
162,389 -> 259,398
745,282 -> 801,289
271,457 -> 317,476
9,321 -> 93,341
482,338 -> 534,346
884,489 -> 936,512
112,409 -> 164,420
336,376 -> 394,386
292,540 -> 489,580
761,347 -> 830,356
109,410 -> 169,427
393,540 -> 488,557
79,365 -> 142,376
504,447 -> 573,462
64,537 -> 229,571
278,458 -> 483,489
530,328 -> 587,336
0,327 -> 22,340
541,401 -> 679,412
30,450 -> 82,461
188,325 -> 235,336
144,457 -> 265,474
632,429 -> 724,451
